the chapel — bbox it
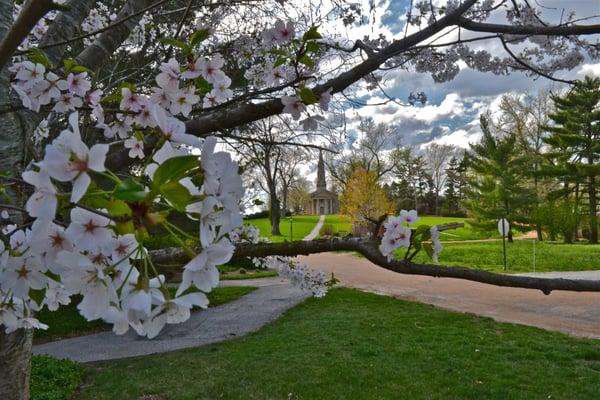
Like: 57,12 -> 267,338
310,151 -> 339,215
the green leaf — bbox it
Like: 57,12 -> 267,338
269,49 -> 288,56
273,57 -> 287,68
194,76 -> 212,94
303,26 -> 322,41
115,220 -> 135,235
114,178 -> 147,201
253,199 -> 265,206
152,155 -> 199,189
298,54 -> 315,68
298,87 -> 318,105
161,181 -> 191,212
415,224 -> 431,236
190,29 -> 210,47
27,48 -> 51,68
422,242 -> 434,259
107,200 -> 132,216
306,42 -> 319,53
159,37 -> 187,49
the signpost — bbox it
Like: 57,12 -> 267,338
289,215 -> 293,242
498,218 -> 509,271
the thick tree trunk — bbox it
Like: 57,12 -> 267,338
0,3 -> 36,399
270,193 -> 281,236
0,329 -> 33,400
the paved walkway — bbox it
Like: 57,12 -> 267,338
303,215 -> 325,241
299,252 -> 600,339
33,278 -> 307,362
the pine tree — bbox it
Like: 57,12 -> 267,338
444,155 -> 467,216
543,76 -> 600,243
464,115 -> 534,241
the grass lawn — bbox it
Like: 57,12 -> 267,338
76,288 -> 600,400
245,215 -> 321,242
321,214 -> 352,237
411,240 -> 600,273
35,286 -> 258,343
220,270 -> 279,280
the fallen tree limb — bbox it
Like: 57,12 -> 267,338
150,236 -> 600,295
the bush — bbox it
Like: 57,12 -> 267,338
31,355 -> 83,400
320,223 -> 334,236
244,210 -> 270,219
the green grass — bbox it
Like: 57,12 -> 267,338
35,286 -> 258,343
245,215 -> 321,242
31,355 -> 83,400
321,214 -> 352,237
76,288 -> 600,400
412,240 -> 600,273
417,216 -> 517,241
220,270 -> 279,280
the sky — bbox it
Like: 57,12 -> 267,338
329,0 -> 600,152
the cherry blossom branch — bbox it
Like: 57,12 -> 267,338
18,0 -> 171,56
150,237 -> 600,294
456,17 -> 600,35
0,0 -> 64,70
499,37 -> 576,85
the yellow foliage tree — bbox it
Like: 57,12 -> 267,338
340,167 -> 395,233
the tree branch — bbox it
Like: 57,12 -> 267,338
150,236 -> 600,295
457,17 -> 600,35
184,0 -> 480,136
76,0 -> 153,69
0,0 -> 61,70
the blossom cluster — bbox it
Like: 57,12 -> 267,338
379,210 -> 442,262
253,256 -> 332,298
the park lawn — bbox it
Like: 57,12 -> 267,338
34,286 -> 258,343
76,288 -> 600,400
320,215 -> 514,241
321,214 -> 353,236
245,215 -> 321,242
221,270 -> 279,280
411,240 -> 600,273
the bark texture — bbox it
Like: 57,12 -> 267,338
0,2 -> 34,399
0,329 -> 33,400
76,0 -> 152,69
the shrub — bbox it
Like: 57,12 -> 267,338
31,355 -> 83,400
320,223 -> 334,236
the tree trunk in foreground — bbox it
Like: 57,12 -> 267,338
0,329 -> 33,400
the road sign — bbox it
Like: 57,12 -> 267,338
497,218 -> 510,237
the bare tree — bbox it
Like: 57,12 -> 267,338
423,143 -> 456,215
327,117 -> 401,187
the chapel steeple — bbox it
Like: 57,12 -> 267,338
316,150 -> 326,189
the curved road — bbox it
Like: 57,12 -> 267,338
300,252 -> 600,339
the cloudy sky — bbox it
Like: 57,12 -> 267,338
329,0 -> 600,151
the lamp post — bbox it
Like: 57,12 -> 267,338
289,214 -> 293,241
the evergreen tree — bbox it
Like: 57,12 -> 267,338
444,155 -> 467,216
543,77 -> 600,243
464,115 -> 533,241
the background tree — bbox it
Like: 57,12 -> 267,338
543,77 -> 600,243
444,154 -> 468,216
423,143 -> 456,215
340,167 -> 394,233
326,117 -> 400,187
496,91 -> 555,240
277,148 -> 308,215
387,147 -> 433,213
464,115 -> 534,242
287,176 -> 312,213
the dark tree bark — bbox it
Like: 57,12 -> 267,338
0,329 -> 33,400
